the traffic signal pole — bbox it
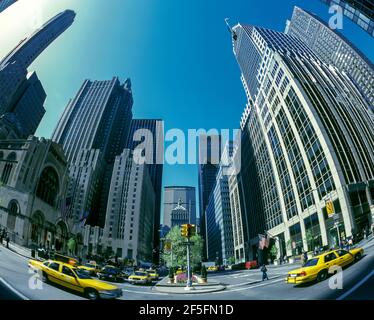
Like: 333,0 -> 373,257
185,238 -> 193,290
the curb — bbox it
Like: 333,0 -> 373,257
153,285 -> 226,294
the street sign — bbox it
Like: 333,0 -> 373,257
326,200 -> 335,218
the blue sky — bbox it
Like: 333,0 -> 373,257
1,0 -> 373,218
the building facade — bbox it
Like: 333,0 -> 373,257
52,77 -> 134,231
205,154 -> 235,265
163,186 -> 196,229
198,134 -> 222,259
286,6 -> 374,109
101,149 -> 155,263
230,23 -> 374,262
0,137 -> 69,251
126,119 -> 164,262
170,199 -> 190,228
320,0 -> 374,37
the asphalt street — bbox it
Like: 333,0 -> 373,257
0,240 -> 373,300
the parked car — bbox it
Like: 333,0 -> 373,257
97,265 -> 125,282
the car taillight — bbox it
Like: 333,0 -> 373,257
299,271 -> 307,277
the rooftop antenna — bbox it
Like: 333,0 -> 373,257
225,18 -> 238,41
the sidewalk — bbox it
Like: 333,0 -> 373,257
1,241 -> 32,259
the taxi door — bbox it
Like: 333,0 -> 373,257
335,249 -> 354,267
60,266 -> 84,293
322,252 -> 339,271
46,262 -> 63,285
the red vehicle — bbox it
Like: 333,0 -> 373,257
245,260 -> 258,269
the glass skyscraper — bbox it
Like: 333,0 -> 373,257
286,6 -> 374,109
230,22 -> 374,261
320,0 -> 374,37
0,0 -> 17,13
0,10 -> 75,137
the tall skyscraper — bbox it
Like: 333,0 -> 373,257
163,186 -> 196,229
198,134 -> 222,259
52,77 -> 133,230
319,0 -> 374,37
1,10 -> 75,70
205,142 -> 234,265
126,119 -> 164,263
286,6 -> 374,109
0,0 -> 17,13
0,10 -> 75,137
229,22 -> 374,262
53,77 -> 133,164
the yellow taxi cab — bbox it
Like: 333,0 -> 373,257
28,259 -> 122,300
207,266 -> 219,272
128,270 -> 151,285
146,269 -> 159,281
77,261 -> 101,276
175,268 -> 184,275
285,247 -> 364,285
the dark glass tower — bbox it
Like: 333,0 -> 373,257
0,0 -> 17,13
198,134 -> 222,260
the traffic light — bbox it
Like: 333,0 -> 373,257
181,224 -> 188,237
187,224 -> 196,237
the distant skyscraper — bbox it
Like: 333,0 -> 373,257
198,134 -> 222,259
126,119 -> 164,262
0,0 -> 17,13
286,6 -> 374,109
320,0 -> 374,37
230,22 -> 374,263
170,199 -> 190,228
52,77 -> 133,230
163,186 -> 196,229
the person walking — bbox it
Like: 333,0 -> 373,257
0,229 -> 3,246
6,234 -> 10,249
261,264 -> 269,281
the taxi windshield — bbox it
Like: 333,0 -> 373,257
75,268 -> 92,279
135,271 -> 147,276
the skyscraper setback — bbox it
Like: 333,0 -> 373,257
229,19 -> 374,262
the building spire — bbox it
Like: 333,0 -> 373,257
224,18 -> 238,41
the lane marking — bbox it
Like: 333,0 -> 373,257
0,277 -> 30,300
336,269 -> 374,300
223,278 -> 284,293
